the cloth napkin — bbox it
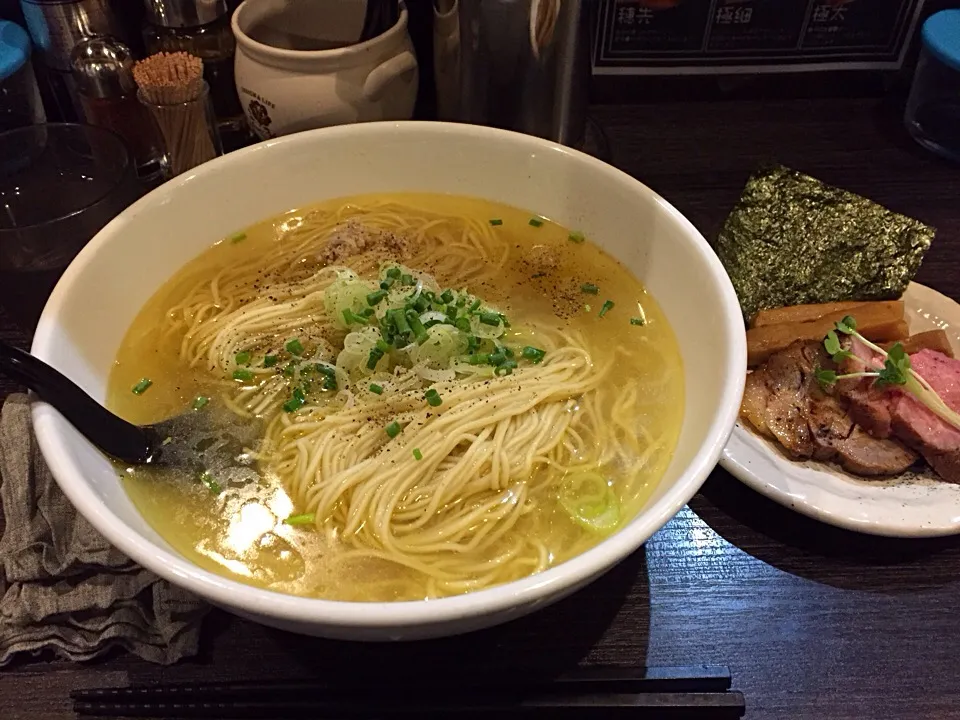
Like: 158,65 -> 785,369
0,394 -> 209,667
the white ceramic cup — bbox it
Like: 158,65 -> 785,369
232,1 -> 419,139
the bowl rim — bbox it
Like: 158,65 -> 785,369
31,121 -> 746,629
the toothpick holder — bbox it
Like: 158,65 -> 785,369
138,81 -> 222,178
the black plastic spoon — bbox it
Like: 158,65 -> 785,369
0,340 -> 257,473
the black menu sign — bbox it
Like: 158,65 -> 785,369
708,0 -> 810,52
594,0 -> 926,73
604,0 -> 713,54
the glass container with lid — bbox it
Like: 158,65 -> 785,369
0,20 -> 46,133
905,9 -> 960,163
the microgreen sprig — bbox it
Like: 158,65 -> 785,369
816,315 -> 960,432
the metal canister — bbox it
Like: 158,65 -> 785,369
19,0 -> 129,71
442,0 -> 590,147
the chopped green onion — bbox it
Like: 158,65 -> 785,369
489,218 -> 503,226
285,338 -> 304,355
376,339 -> 390,353
503,346 -> 515,359
522,346 -> 546,363
455,317 -> 472,333
263,354 -> 278,367
315,364 -> 337,379
380,278 -> 395,291
385,421 -> 402,438
425,388 -> 442,407
131,378 -> 153,395
282,362 -> 296,377
235,351 -> 251,365
413,448 -> 423,461
401,273 -> 414,286
468,299 -> 482,314
317,373 -> 335,390
284,513 -> 315,526
630,317 -> 645,326
283,394 -> 304,412
192,396 -> 210,410
413,296 -> 429,313
199,471 -> 222,495
581,283 -> 599,295
529,217 -> 544,227
386,267 -> 402,279
489,351 -> 507,366
559,472 -> 620,533
366,348 -> 385,370
445,305 -> 458,322
599,300 -> 615,318
369,383 -> 384,395
343,309 -> 366,325
406,310 -> 426,340
367,289 -> 388,306
568,230 -> 585,244
392,309 -> 411,335
229,231 -> 247,243
440,289 -> 455,304
233,369 -> 254,382
479,311 -> 501,326
466,335 -> 480,353
465,353 -> 490,365
293,386 -> 306,403
495,360 -> 517,376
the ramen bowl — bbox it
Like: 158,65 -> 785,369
31,122 -> 745,641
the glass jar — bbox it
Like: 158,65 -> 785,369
71,37 -> 166,182
904,9 -> 960,163
0,20 -> 46,132
142,0 -> 245,134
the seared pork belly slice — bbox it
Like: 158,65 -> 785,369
739,340 -> 918,476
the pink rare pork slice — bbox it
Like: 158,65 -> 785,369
840,339 -> 960,483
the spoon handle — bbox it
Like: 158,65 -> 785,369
0,341 -> 154,463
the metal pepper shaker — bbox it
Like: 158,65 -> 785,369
71,37 -> 165,181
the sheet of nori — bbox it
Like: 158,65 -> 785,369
717,164 -> 935,322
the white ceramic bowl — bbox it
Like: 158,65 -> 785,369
31,122 -> 746,641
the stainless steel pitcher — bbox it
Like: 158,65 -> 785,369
434,0 -> 591,147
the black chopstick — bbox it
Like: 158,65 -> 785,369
72,665 -> 731,702
71,665 -> 744,718
73,692 -> 746,718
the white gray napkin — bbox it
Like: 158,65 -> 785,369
0,394 -> 209,666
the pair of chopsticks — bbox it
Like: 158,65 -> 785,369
72,665 -> 745,718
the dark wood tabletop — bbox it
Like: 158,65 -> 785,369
2,96 -> 959,720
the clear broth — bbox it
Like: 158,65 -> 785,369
107,193 -> 684,601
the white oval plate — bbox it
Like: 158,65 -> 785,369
720,282 -> 960,537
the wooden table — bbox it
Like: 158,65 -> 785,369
2,97 -> 959,719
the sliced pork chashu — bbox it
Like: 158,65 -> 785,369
740,341 -> 918,477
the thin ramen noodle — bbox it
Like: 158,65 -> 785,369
108,193 -> 684,602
